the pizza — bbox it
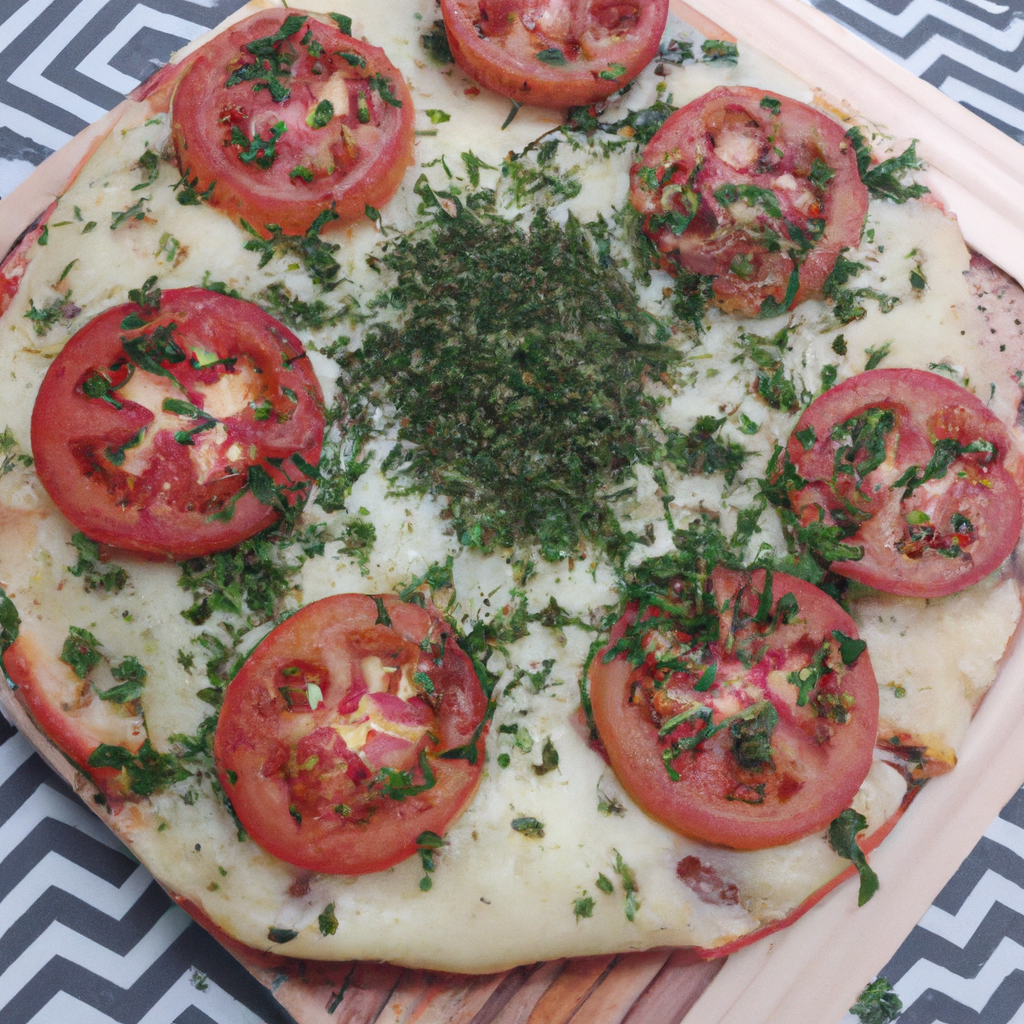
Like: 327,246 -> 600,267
0,0 -> 1022,982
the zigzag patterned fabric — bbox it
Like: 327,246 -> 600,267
809,0 -> 1024,144
1,1 -> 1024,1022
0,716 -> 293,1023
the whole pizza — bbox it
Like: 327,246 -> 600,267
1,0 -> 1022,982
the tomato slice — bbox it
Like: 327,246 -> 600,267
170,10 -> 415,235
31,287 -> 325,559
629,86 -> 868,318
440,0 -> 669,109
784,368 -> 1024,597
4,627 -> 146,801
214,594 -> 490,875
589,567 -> 879,849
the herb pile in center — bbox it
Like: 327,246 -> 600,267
342,192 -> 681,561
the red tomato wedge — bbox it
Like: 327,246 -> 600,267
589,567 -> 879,849
31,287 -> 325,559
214,594 -> 490,875
440,0 -> 669,109
629,86 -> 868,318
784,368 -> 1024,597
170,9 -> 415,235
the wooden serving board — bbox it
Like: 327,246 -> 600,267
3,3 -> 1024,1024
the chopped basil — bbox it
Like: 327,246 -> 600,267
0,589 -> 19,653
306,100 -> 333,129
67,533 -> 127,594
24,294 -> 77,336
823,253 -> 899,324
340,195 -> 680,562
701,39 -> 739,63
850,978 -> 903,1024
832,629 -> 866,666
60,626 -> 102,679
329,13 -> 352,34
599,62 -> 626,81
240,210 -> 341,290
533,737 -> 559,776
536,47 -> 567,66
420,20 -> 453,64
227,14 -> 307,101
416,830 -> 445,891
88,739 -> 190,796
787,645 -> 828,706
230,121 -> 287,169
864,341 -> 891,370
122,324 -> 186,384
425,108 -> 450,124
98,656 -> 147,703
613,851 -> 640,921
267,926 -> 299,944
511,816 -> 544,838
318,903 -> 338,935
809,158 -> 834,191
369,72 -> 402,107
714,182 -> 782,219
662,415 -> 748,484
573,896 -> 595,920
846,127 -> 929,204
373,750 -> 435,799
730,701 -> 778,770
110,197 -> 148,229
173,170 -> 215,206
133,148 -> 159,191
828,808 -> 879,905
894,436 -> 996,500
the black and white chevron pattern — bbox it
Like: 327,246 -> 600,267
0,0 -> 249,197
0,712 -> 294,1024
809,0 -> 1024,144
839,789 -> 1024,1023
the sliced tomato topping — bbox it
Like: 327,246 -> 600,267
589,567 -> 879,850
4,627 -> 146,800
783,368 -> 1024,597
441,0 -> 669,109
31,286 -> 325,558
629,86 -> 868,318
170,9 -> 415,235
214,594 -> 490,875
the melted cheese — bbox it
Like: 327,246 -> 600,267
0,0 -> 1021,974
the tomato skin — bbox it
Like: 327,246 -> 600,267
31,287 -> 325,559
171,10 -> 415,235
441,0 -> 669,109
214,594 -> 489,876
693,785 -> 913,959
629,86 -> 868,318
786,368 -> 1024,597
3,627 -> 145,800
589,568 -> 879,850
